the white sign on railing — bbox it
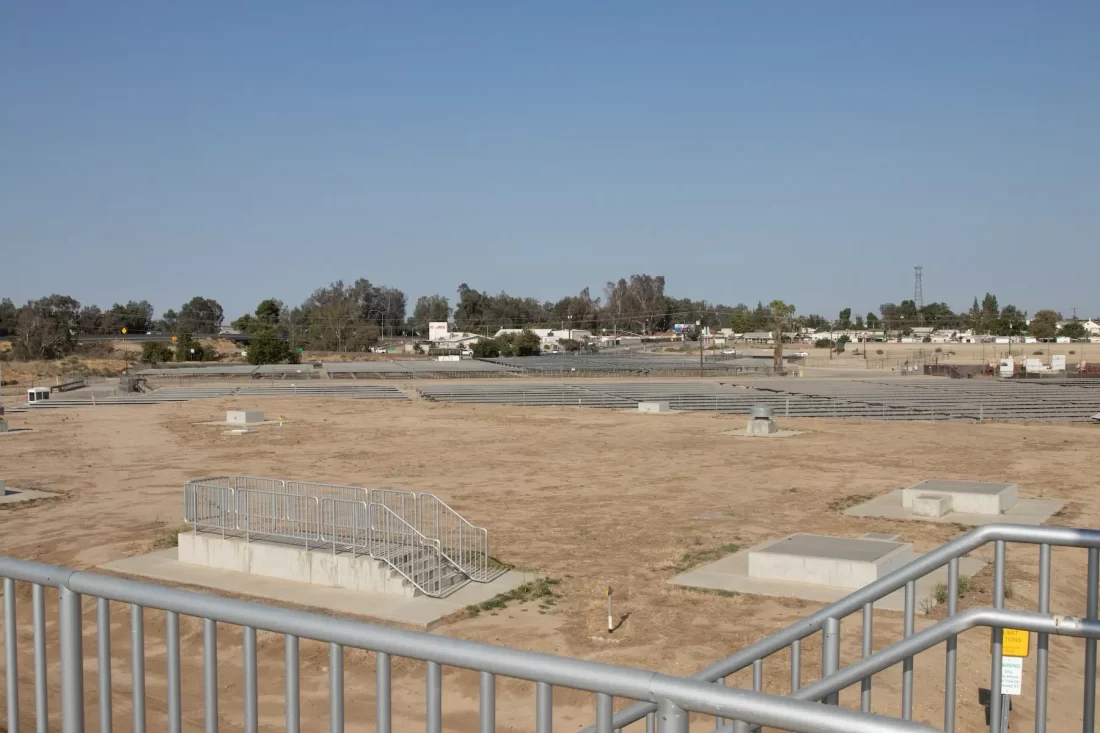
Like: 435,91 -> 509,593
1001,657 -> 1023,695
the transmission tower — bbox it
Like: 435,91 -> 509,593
914,266 -> 924,325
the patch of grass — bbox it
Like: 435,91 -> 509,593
466,577 -> 561,616
666,543 -> 740,574
153,525 -> 189,549
827,494 -> 874,512
932,574 -> 974,605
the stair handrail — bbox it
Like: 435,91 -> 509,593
592,523 -> 1100,732
418,492 -> 490,581
368,502 -> 447,597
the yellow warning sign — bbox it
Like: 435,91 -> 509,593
171,335 -> 178,342
121,327 -> 127,334
994,628 -> 1031,657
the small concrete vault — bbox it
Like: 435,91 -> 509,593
844,479 -> 1064,527
669,532 -> 985,613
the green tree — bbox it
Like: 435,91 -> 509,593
836,334 -> 850,352
12,295 -> 81,360
246,330 -> 296,365
769,300 -> 795,370
1030,310 -> 1059,340
178,297 -> 225,334
866,312 -> 880,329
1060,321 -> 1087,340
140,342 -> 174,365
472,339 -> 501,359
174,333 -> 207,362
853,314 -> 864,329
837,308 -> 851,329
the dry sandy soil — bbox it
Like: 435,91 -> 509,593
1,395 -> 1098,732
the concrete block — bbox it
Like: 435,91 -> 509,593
912,494 -> 952,518
746,417 -> 779,435
0,479 -> 5,494
901,480 -> 1017,516
748,534 -> 914,589
638,401 -> 670,413
177,532 -> 418,597
227,410 -> 264,426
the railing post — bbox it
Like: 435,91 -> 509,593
657,699 -> 688,733
1085,547 -> 1098,733
790,639 -> 800,692
480,671 -> 495,733
376,652 -> 391,733
536,681 -> 552,733
596,692 -> 613,733
5,577 -> 20,733
97,598 -> 112,733
861,602 -> 873,713
426,661 -> 442,733
1035,544 -> 1051,733
823,618 -> 840,705
59,587 -> 85,733
945,558 -> 959,733
989,540 -> 1006,733
33,583 -> 47,733
131,604 -> 146,733
285,633 -> 299,733
903,580 -> 915,719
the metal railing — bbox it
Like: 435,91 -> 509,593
0,557 -> 938,733
592,523 -> 1100,733
419,492 -> 491,582
183,483 -> 454,597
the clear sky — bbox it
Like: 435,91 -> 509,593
2,2 -> 1097,321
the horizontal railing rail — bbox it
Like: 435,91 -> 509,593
1,557 -> 938,733
419,492 -> 492,582
596,523 -> 1100,733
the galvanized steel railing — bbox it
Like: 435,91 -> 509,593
419,492 -> 492,582
0,557 -> 938,733
593,523 -> 1100,733
183,482 -> 456,597
229,475 -> 496,584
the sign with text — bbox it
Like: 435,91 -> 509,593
992,628 -> 1031,657
1001,656 -> 1023,695
429,322 -> 448,341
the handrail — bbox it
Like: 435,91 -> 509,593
418,492 -> 491,581
0,556 -> 938,733
792,608 -> 1100,704
597,523 -> 1100,731
368,503 -> 448,596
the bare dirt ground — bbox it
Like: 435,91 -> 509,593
1,396 -> 1098,732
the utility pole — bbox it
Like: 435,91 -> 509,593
697,320 -> 703,377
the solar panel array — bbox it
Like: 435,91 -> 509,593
26,383 -> 408,408
418,378 -> 1100,422
484,355 -> 771,375
323,360 -> 516,377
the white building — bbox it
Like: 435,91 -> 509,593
494,328 -> 592,349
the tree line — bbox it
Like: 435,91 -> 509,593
0,277 -> 1089,361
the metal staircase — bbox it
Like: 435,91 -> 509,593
183,475 -> 503,598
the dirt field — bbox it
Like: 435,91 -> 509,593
1,396 -> 1097,732
796,341 -> 1100,370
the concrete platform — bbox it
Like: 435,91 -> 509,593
749,534 -> 913,589
100,549 -> 532,630
844,490 -> 1064,526
670,538 -> 986,613
901,480 -> 1017,515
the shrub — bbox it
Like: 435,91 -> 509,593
174,334 -> 206,362
472,339 -> 501,359
1034,350 -> 1044,356
835,335 -> 850,353
934,347 -> 943,353
814,338 -> 834,349
246,330 -> 295,365
876,349 -> 884,355
922,336 -> 932,343
140,341 -> 174,365
1070,350 -> 1076,355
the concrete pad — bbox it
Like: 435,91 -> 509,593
722,429 -> 802,439
0,487 -> 59,505
861,533 -> 902,542
669,540 -> 986,614
844,490 -> 1064,526
99,549 -> 532,629
748,534 -> 914,589
901,480 -> 1017,515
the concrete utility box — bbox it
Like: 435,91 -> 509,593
0,479 -> 5,495
749,534 -> 914,589
227,410 -> 264,426
901,480 -> 1017,516
912,494 -> 952,518
638,401 -> 670,413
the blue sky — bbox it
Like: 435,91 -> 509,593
2,2 -> 1097,320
